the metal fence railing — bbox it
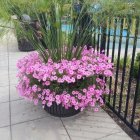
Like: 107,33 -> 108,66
94,16 -> 140,136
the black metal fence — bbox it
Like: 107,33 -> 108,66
93,16 -> 140,136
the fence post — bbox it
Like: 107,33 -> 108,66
100,24 -> 107,53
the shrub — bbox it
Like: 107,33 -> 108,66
132,53 -> 140,79
136,52 -> 140,62
132,61 -> 139,79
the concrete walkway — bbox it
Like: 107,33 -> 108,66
0,32 -> 132,140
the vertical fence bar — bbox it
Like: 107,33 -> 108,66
97,20 -> 100,51
111,18 -> 118,63
138,122 -> 140,134
118,16 -> 131,114
108,18 -> 117,103
100,24 -> 107,53
106,18 -> 111,56
105,18 -> 111,102
131,62 -> 140,125
113,18 -> 124,109
124,16 -> 140,119
93,27 -> 96,48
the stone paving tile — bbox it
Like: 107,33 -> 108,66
9,72 -> 18,85
0,52 -> 8,57
0,102 -> 10,127
10,85 -> 22,101
0,126 -> 11,140
61,110 -> 132,140
0,46 -> 7,53
0,86 -> 9,103
98,134 -> 132,140
9,59 -> 19,67
70,137 -> 93,140
68,129 -> 111,140
9,65 -> 18,71
0,60 -> 8,67
0,66 -> 8,71
12,117 -> 70,140
0,70 -> 9,87
70,134 -> 131,140
11,100 -> 50,124
0,44 -> 8,53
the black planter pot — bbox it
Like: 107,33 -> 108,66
18,38 -> 35,52
44,102 -> 80,117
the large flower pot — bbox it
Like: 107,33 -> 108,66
18,38 -> 35,52
44,102 -> 80,117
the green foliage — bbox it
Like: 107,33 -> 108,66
133,61 -> 139,79
114,52 -> 140,79
114,56 -> 131,70
0,0 -> 95,62
136,52 -> 140,61
0,0 -> 140,62
132,52 -> 140,79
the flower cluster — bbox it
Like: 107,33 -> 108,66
17,47 -> 113,111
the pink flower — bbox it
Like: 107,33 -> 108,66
37,88 -> 41,92
46,89 -> 50,93
71,77 -> 76,83
57,78 -> 62,83
47,102 -> 52,107
32,85 -> 37,92
53,76 -> 58,80
74,106 -> 79,110
58,69 -> 63,74
82,96 -> 86,100
45,81 -> 51,86
34,99 -> 38,105
69,70 -> 74,75
77,75 -> 82,79
42,100 -> 46,105
52,71 -> 56,75
55,95 -> 60,100
94,108 -> 99,112
83,89 -> 87,93
38,94 -> 42,98
56,100 -> 61,105
90,101 -> 95,107
89,87 -> 94,92
45,97 -> 49,100
104,70 -> 113,76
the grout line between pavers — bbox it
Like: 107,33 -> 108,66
0,83 -> 17,88
0,84 -> 10,87
0,98 -> 23,105
7,32 -> 13,140
0,115 -> 51,129
11,116 -> 50,126
60,118 -> 72,140
94,131 -> 125,140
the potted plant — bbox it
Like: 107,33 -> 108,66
0,1 -> 47,51
15,14 -> 35,52
15,0 -> 113,117
17,46 -> 113,117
